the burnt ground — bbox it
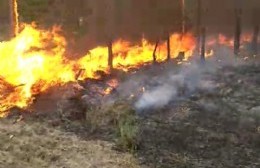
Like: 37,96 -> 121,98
137,62 -> 260,168
0,60 -> 259,168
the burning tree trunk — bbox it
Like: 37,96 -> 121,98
167,33 -> 171,61
234,8 -> 242,56
9,0 -> 19,37
153,39 -> 159,63
75,69 -> 86,80
200,27 -> 206,63
108,39 -> 113,70
252,25 -> 259,56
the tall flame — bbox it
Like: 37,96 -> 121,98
0,24 -> 75,116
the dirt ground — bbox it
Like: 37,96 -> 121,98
0,61 -> 259,168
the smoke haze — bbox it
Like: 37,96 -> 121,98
134,51 -> 241,110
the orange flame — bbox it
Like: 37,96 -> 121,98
0,24 -> 75,116
1,23 -> 254,117
78,33 -> 196,74
0,24 -> 196,117
207,33 -> 253,49
218,34 -> 234,47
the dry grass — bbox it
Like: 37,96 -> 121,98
0,118 -> 140,168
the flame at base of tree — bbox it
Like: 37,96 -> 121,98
79,33 -> 196,76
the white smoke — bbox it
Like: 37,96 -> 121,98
135,83 -> 178,109
135,49 -> 242,110
135,62 -> 206,110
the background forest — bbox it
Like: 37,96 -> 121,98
1,0 -> 259,43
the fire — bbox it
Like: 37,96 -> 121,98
160,33 -> 196,61
206,33 -> 255,57
1,20 -> 255,117
0,24 -> 75,116
104,79 -> 119,95
1,0 -> 256,118
205,49 -> 214,57
79,33 -> 196,74
218,34 -> 234,47
241,33 -> 253,43
0,23 -> 196,117
104,87 -> 113,95
207,33 -> 253,48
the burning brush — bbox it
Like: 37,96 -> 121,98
0,1 -> 258,117
0,23 -> 198,117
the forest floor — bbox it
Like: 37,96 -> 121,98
0,59 -> 259,168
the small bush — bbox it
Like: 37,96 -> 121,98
86,101 -> 141,152
117,107 -> 140,152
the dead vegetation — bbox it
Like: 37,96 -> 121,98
0,117 -> 140,168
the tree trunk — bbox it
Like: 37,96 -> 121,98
252,25 -> 259,56
153,39 -> 159,63
9,0 -> 18,37
167,33 -> 171,61
234,8 -> 242,56
196,0 -> 202,54
181,0 -> 186,36
108,39 -> 113,70
200,27 -> 206,63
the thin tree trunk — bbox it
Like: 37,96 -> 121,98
252,25 -> 259,56
153,39 -> 159,63
167,33 -> 171,61
75,69 -> 85,80
234,8 -> 242,56
181,0 -> 186,36
200,27 -> 206,63
108,39 -> 113,70
9,0 -> 19,37
196,0 -> 202,54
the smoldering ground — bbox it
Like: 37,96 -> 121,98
113,47 -> 245,113
133,62 -> 216,111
